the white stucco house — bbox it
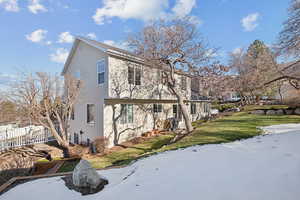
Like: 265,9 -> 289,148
62,37 -> 211,147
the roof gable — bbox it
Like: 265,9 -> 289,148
61,36 -> 143,75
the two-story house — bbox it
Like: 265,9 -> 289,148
62,37 -> 211,147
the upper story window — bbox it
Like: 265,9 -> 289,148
97,59 -> 105,84
74,70 -> 80,80
157,70 -> 167,84
128,65 -> 141,85
153,104 -> 162,113
181,76 -> 187,90
120,104 -> 133,124
87,104 -> 95,124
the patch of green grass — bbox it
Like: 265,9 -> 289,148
157,112 -> 300,152
36,157 -> 63,163
59,108 -> 300,171
57,160 -> 80,173
89,135 -> 173,169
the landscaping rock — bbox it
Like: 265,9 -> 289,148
251,110 -> 265,115
285,109 -> 294,115
275,109 -> 284,115
294,108 -> 300,115
71,159 -> 108,195
266,110 -> 276,115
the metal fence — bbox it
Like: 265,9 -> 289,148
0,126 -> 55,152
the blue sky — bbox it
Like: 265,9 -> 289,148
0,0 -> 290,84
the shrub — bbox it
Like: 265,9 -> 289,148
94,137 -> 108,154
212,103 -> 236,112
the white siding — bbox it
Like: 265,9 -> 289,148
65,41 -> 108,144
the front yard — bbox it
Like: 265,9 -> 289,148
58,106 -> 300,172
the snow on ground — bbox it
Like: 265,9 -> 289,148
1,124 -> 300,200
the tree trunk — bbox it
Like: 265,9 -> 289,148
178,96 -> 194,133
49,127 -> 70,158
112,105 -> 120,146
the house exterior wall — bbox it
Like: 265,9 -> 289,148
65,41 -> 108,144
107,55 -> 191,100
64,39 -> 211,147
275,82 -> 300,104
103,102 -> 210,147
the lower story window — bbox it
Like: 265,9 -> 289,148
191,103 -> 196,115
173,104 -> 182,121
203,103 -> 209,113
153,104 -> 162,113
87,104 -> 95,124
74,133 -> 79,144
120,104 -> 133,124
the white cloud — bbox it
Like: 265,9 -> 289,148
241,13 -> 260,32
58,32 -> 74,43
189,15 -> 203,26
93,0 -> 197,25
172,0 -> 196,18
103,40 -> 129,50
0,0 -> 19,12
50,48 -> 69,63
232,47 -> 243,55
26,29 -> 47,43
28,0 -> 47,14
86,32 -> 97,40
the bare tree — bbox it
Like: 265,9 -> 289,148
228,40 -> 278,104
197,62 -> 231,101
9,72 -> 81,155
128,18 -> 215,134
277,0 -> 300,58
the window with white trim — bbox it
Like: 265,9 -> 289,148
97,60 -> 105,84
87,104 -> 95,124
190,103 -> 196,115
173,104 -> 182,121
153,104 -> 162,113
181,76 -> 187,90
74,70 -> 80,80
128,65 -> 141,85
120,104 -> 133,124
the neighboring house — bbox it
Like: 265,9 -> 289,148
274,61 -> 300,104
220,91 -> 241,102
62,37 -> 211,147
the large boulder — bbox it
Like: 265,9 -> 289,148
72,159 -> 108,194
266,110 -> 276,115
275,109 -> 284,115
294,108 -> 300,115
285,109 -> 294,115
251,110 -> 265,115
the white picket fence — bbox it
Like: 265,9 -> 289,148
0,125 -> 55,152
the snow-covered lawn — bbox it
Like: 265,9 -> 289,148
2,124 -> 300,200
